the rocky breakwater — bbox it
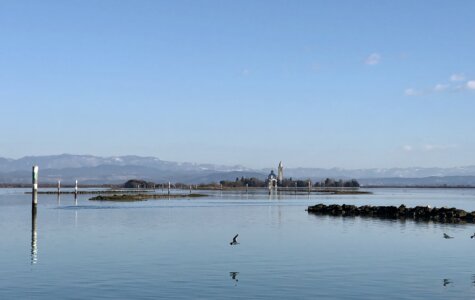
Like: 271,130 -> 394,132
307,203 -> 475,223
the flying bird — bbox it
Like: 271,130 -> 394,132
443,233 -> 454,239
230,234 -> 239,245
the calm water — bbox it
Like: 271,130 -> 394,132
1,188 -> 475,299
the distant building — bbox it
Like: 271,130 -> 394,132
267,161 -> 284,191
267,170 -> 278,189
277,161 -> 283,184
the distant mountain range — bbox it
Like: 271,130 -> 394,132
1,154 -> 475,186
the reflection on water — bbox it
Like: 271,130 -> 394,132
443,278 -> 452,287
31,209 -> 37,265
229,272 -> 239,286
442,276 -> 475,287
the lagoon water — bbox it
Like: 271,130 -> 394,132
1,188 -> 475,299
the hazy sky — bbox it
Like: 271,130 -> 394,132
1,1 -> 474,169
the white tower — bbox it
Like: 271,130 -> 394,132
277,161 -> 283,184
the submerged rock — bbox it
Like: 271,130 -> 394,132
307,203 -> 475,224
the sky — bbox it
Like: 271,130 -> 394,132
1,0 -> 474,169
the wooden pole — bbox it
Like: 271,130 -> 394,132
246,183 -> 248,193
168,181 -> 171,196
189,185 -> 192,194
57,180 -> 61,194
32,166 -> 38,212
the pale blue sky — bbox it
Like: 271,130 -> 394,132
1,0 -> 474,168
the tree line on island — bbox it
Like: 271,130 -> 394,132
217,177 -> 360,188
122,177 -> 360,190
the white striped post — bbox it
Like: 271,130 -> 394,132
32,166 -> 38,212
75,180 -> 78,194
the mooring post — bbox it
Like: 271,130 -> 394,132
189,185 -> 192,194
295,182 -> 297,194
75,180 -> 78,195
57,180 -> 61,194
308,180 -> 311,194
168,181 -> 171,196
32,166 -> 38,212
246,183 -> 248,193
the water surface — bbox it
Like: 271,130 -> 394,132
1,188 -> 475,299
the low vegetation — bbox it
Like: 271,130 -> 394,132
89,193 -> 207,201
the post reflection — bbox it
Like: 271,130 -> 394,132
443,278 -> 452,287
31,209 -> 38,265
229,272 -> 239,286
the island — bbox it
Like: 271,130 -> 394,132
89,193 -> 207,201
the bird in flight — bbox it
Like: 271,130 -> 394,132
443,233 -> 454,239
443,278 -> 452,287
230,234 -> 239,245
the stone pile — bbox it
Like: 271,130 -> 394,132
307,203 -> 475,223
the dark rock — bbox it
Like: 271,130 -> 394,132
307,203 -> 474,224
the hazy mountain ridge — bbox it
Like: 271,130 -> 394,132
0,154 -> 262,184
1,154 -> 475,185
0,154 -> 252,173
283,166 -> 475,180
358,176 -> 475,187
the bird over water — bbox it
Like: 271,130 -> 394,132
230,234 -> 239,245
